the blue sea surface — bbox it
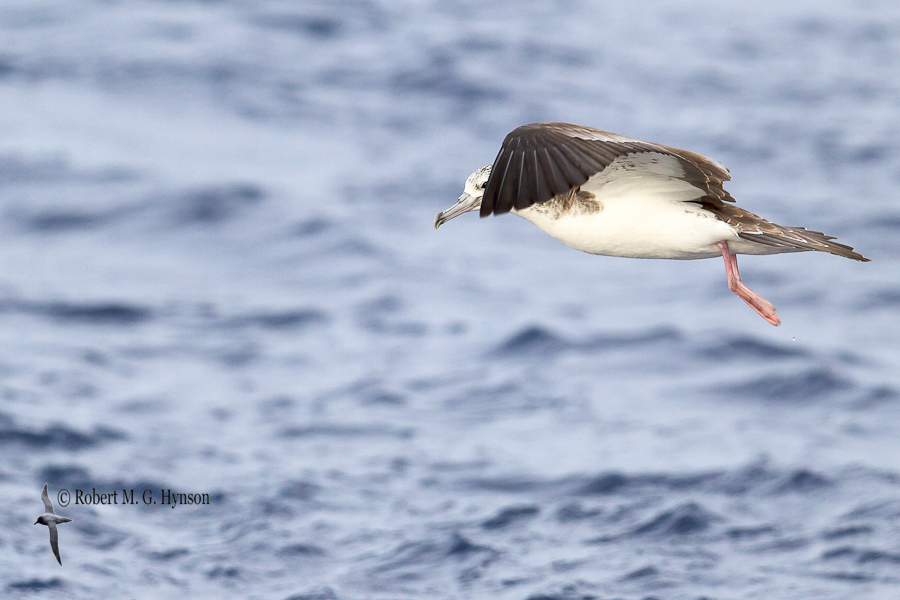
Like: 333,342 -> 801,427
2,1 -> 900,598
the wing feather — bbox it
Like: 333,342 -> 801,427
483,142 -> 515,216
513,140 -> 529,211
538,146 -> 568,194
530,148 -> 551,206
499,137 -> 523,213
544,144 -> 583,185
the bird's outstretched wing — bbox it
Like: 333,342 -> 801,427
41,483 -> 55,515
480,122 -> 733,217
48,523 -> 62,565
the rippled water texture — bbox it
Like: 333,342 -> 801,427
2,1 -> 899,598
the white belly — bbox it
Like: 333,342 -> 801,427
514,175 -> 746,260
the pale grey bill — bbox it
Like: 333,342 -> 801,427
434,192 -> 481,229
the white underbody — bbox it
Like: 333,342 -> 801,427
511,155 -> 789,260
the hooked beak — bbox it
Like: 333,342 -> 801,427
434,193 -> 481,229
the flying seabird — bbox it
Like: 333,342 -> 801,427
435,122 -> 869,325
34,483 -> 72,565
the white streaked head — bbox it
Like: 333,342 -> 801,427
434,165 -> 492,229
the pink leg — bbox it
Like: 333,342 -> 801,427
717,241 -> 780,326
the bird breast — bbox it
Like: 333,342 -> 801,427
513,174 -> 738,259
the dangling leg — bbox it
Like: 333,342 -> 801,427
717,241 -> 780,326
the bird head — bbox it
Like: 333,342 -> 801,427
434,165 -> 491,229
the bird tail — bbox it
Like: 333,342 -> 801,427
738,226 -> 870,262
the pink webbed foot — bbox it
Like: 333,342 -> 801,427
717,241 -> 780,326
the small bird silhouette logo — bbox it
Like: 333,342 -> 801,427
33,483 -> 72,565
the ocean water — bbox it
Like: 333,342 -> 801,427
1,1 -> 899,598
